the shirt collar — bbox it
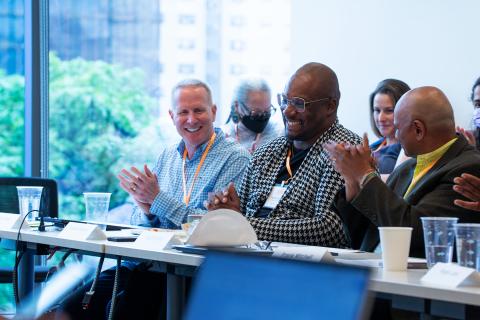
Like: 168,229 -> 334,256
313,119 -> 340,145
416,137 -> 457,169
177,127 -> 222,160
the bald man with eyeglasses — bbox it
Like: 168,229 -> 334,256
205,62 -> 361,247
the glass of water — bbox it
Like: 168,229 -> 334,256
16,186 -> 44,222
455,223 -> 480,271
83,192 -> 111,231
184,213 -> 204,236
421,217 -> 458,268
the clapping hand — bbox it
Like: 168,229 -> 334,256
204,182 -> 241,212
323,133 -> 375,184
118,164 -> 159,209
453,173 -> 480,211
456,126 -> 476,147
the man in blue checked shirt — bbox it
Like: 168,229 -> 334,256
118,79 -> 250,229
61,79 -> 250,320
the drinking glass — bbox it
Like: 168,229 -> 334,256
421,217 -> 458,268
16,186 -> 44,222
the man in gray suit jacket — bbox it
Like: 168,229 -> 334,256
326,86 -> 480,258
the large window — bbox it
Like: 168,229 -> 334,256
48,0 -> 290,223
0,1 -> 291,311
0,0 -> 24,313
48,0 -> 162,222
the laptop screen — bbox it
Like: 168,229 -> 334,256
185,251 -> 371,320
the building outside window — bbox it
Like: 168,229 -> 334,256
0,0 -> 290,313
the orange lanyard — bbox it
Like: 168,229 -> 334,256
182,133 -> 216,205
372,139 -> 387,152
281,148 -> 293,186
235,124 -> 261,153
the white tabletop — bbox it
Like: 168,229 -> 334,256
2,225 -> 480,308
370,268 -> 480,306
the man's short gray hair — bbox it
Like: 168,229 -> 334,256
171,79 -> 213,109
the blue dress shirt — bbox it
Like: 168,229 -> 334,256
130,128 -> 251,228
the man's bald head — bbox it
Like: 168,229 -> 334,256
394,86 -> 456,156
292,62 -> 341,101
282,62 -> 341,148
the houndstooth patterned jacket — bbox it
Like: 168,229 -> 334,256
239,120 -> 361,247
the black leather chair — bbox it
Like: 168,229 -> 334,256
0,177 -> 59,283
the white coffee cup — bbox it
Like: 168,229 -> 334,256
379,227 -> 413,271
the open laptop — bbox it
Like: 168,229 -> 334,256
185,251 -> 372,320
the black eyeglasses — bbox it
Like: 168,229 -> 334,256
277,93 -> 330,113
238,102 -> 276,117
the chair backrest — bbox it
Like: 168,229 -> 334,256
185,251 -> 372,320
0,177 -> 58,218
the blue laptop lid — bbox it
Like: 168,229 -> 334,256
185,251 -> 372,320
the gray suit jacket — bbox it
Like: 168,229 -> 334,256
335,135 -> 480,258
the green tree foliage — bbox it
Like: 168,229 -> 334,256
0,54 -> 158,310
0,69 -> 24,176
0,52 -> 160,224
48,52 -> 156,218
1,53 -> 157,218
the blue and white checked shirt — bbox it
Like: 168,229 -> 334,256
130,128 -> 251,228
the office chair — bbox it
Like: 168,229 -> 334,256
0,177 -> 59,283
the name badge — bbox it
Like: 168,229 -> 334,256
263,185 -> 287,209
421,262 -> 480,287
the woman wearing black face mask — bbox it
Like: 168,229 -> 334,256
222,78 -> 283,153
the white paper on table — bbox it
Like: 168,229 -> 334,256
134,230 -> 183,250
186,209 -> 257,246
58,222 -> 107,240
421,262 -> 480,287
0,212 -> 30,230
335,256 -> 427,269
273,245 -> 335,263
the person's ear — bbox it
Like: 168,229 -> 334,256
211,104 -> 217,122
169,109 -> 174,123
325,98 -> 338,116
413,120 -> 426,140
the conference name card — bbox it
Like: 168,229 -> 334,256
134,230 -> 183,250
421,262 -> 480,287
273,245 -> 335,263
0,212 -> 30,230
58,222 -> 107,241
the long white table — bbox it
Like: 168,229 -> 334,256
2,226 -> 480,319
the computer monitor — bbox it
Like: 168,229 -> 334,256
0,177 -> 58,218
185,251 -> 372,320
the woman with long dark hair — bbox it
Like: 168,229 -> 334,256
368,79 -> 411,174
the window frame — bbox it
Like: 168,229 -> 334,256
24,0 -> 48,179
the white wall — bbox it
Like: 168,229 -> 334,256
291,0 -> 479,138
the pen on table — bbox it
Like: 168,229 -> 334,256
264,241 -> 272,250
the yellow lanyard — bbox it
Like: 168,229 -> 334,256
182,133 -> 216,205
281,148 -> 293,187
